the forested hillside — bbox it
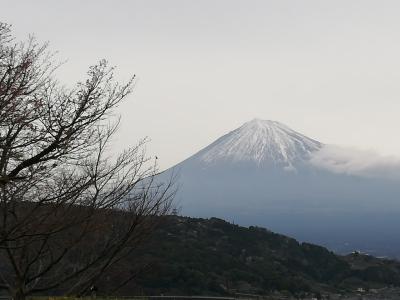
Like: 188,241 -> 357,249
124,216 -> 400,297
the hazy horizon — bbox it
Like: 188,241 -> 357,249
3,0 -> 400,169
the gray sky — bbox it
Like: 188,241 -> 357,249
2,0 -> 400,169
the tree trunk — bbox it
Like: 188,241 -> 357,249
13,288 -> 25,300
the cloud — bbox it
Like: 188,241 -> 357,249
309,145 -> 400,180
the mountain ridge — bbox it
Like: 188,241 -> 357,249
189,119 -> 322,169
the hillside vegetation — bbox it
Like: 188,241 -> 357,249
130,216 -> 400,297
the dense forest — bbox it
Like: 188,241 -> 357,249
106,216 -> 400,297
2,214 -> 400,298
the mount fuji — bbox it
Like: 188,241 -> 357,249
192,119 -> 322,168
161,119 -> 400,257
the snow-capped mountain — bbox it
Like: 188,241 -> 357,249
191,118 -> 322,168
161,119 -> 400,258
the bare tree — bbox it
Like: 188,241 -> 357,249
0,23 -> 174,300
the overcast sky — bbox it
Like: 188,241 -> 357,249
2,0 -> 400,169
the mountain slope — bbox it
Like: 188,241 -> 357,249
161,119 -> 400,257
192,119 -> 322,168
134,216 -> 400,298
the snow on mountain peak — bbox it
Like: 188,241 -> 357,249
195,119 -> 322,167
